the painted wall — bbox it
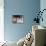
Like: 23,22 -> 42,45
0,0 -> 4,42
40,0 -> 46,45
4,0 -> 40,42
40,0 -> 46,27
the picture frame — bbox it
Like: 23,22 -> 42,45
12,15 -> 24,24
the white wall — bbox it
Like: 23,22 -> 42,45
40,0 -> 46,27
40,0 -> 46,45
0,0 -> 4,42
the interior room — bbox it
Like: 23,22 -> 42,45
0,0 -> 46,46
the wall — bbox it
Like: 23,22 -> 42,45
4,0 -> 40,42
40,0 -> 46,26
40,0 -> 46,45
0,0 -> 4,42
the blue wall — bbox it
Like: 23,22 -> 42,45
4,0 -> 40,42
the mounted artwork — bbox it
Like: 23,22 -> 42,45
12,15 -> 24,24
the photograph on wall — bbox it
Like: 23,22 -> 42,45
12,15 -> 24,24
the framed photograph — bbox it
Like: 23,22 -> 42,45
12,15 -> 24,24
